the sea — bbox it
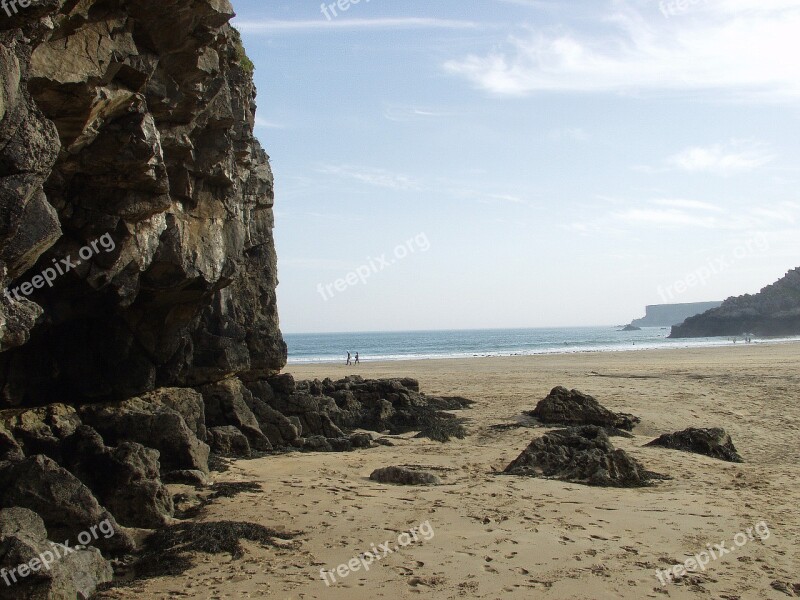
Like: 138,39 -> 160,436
284,326 -> 800,364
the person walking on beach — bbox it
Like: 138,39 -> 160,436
346,352 -> 352,366
354,352 -> 360,365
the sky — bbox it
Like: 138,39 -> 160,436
231,0 -> 800,334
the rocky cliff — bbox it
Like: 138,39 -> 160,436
630,301 -> 722,328
670,268 -> 800,338
0,0 -> 286,408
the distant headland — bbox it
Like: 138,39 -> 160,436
630,302 -> 723,328
670,268 -> 800,338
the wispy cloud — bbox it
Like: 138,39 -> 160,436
614,208 -> 724,229
318,165 -> 421,191
280,257 -> 356,270
443,186 -> 537,207
570,197 -> 800,233
383,105 -> 461,122
548,127 -> 589,142
444,1 -> 800,101
665,142 -> 775,175
651,199 -> 723,212
478,193 -> 527,205
254,117 -> 286,129
236,18 -> 478,33
493,0 -> 562,8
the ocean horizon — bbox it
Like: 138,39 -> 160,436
284,326 -> 800,364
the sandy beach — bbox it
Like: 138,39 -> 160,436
100,343 -> 800,600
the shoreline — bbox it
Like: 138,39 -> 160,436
286,335 -> 800,367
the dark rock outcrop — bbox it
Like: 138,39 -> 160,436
162,469 -> 210,487
61,426 -> 174,528
0,1 -> 62,357
0,455 -> 134,553
199,378 -> 271,451
243,384 -> 300,447
0,507 -> 113,600
0,422 -> 23,461
0,413 -> 175,529
255,376 -> 470,446
207,425 -> 251,458
369,466 -> 442,486
146,388 -> 208,442
79,394 -> 210,474
0,404 -> 81,463
645,427 -> 743,462
670,268 -> 800,338
504,426 -> 660,487
528,387 -> 640,431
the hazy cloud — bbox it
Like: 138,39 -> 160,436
318,165 -> 421,191
444,1 -> 800,100
236,18 -> 478,33
383,105 -> 461,122
651,199 -> 723,212
254,117 -> 286,129
665,142 -> 776,175
548,127 -> 589,142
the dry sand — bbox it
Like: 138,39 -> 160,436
102,343 -> 800,599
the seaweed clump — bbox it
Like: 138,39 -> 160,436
134,521 -> 299,580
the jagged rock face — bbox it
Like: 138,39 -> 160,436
528,386 -> 641,432
0,0 -> 285,408
670,268 -> 800,338
503,426 -> 659,488
0,454 -> 135,553
61,425 -> 175,528
0,507 -> 114,600
207,424 -> 251,458
79,394 -> 211,474
646,427 -> 743,463
369,466 -> 442,486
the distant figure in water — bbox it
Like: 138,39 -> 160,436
354,352 -> 360,365
346,351 -> 352,366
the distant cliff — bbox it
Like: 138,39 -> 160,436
630,302 -> 723,328
670,269 -> 800,338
